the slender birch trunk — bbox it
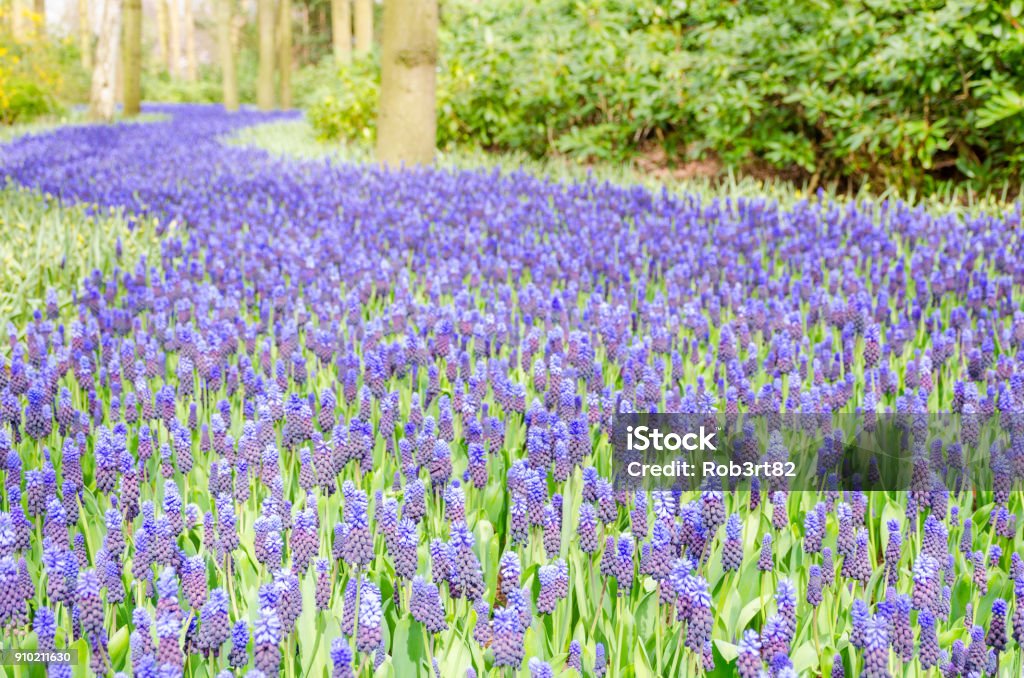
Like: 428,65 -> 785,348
167,0 -> 181,78
89,0 -> 121,121
331,0 -> 350,65
121,0 -> 141,115
155,0 -> 168,72
183,0 -> 197,81
78,0 -> 92,71
256,0 -> 275,109
217,0 -> 238,111
278,0 -> 291,108
353,0 -> 371,54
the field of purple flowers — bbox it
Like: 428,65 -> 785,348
0,104 -> 1023,677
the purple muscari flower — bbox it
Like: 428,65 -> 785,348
821,547 -> 835,587
776,578 -> 796,635
613,534 -> 635,592
567,639 -> 582,672
737,629 -> 762,678
684,575 -> 713,651
229,620 -> 249,669
528,657 -> 553,678
216,494 -> 239,553
410,576 -> 447,633
34,606 -> 57,651
760,614 -> 790,663
576,503 -> 599,554
892,594 -> 913,662
921,514 -> 947,563
404,479 -> 426,523
536,564 -> 561,614
912,554 -> 939,613
24,386 -> 53,440
315,559 -> 332,610
720,513 -> 742,571
198,589 -> 231,658
338,481 -> 373,568
771,491 -> 788,530
959,518 -> 973,555
182,555 -> 207,610
542,504 -> 561,559
330,637 -> 354,678
498,552 -> 521,601
75,568 -> 104,638
594,642 -> 607,677
971,550 -> 987,594
444,481 -> 466,523
807,565 -> 823,607
803,509 -> 824,554
472,599 -> 490,646
390,517 -> 418,580
850,599 -> 870,649
507,586 -> 532,633
274,569 -> 302,635
987,598 -> 1008,654
757,533 -> 773,572
491,606 -> 524,670
883,520 -> 901,587
965,624 -> 986,675
356,580 -> 382,653
428,440 -> 452,488
451,522 -> 485,601
290,507 -> 318,575
831,653 -> 845,678
467,443 -> 488,488
918,610 -> 940,669
861,615 -> 891,678
252,606 -> 282,674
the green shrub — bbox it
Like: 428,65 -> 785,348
0,24 -> 85,125
142,69 -> 223,104
304,0 -> 1024,195
305,56 -> 380,143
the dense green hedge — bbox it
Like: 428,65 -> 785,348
307,0 -> 1024,193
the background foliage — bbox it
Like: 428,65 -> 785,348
0,9 -> 89,125
307,0 -> 1024,195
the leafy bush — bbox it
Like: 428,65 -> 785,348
0,14 -> 87,125
305,56 -> 380,143
305,0 -> 1024,194
142,69 -> 224,105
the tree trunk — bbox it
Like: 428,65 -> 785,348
353,0 -> 371,54
331,0 -> 350,65
89,0 -> 121,121
183,0 -> 197,81
11,0 -> 25,40
78,0 -> 92,71
121,0 -> 141,115
33,0 -> 44,35
167,0 -> 181,78
155,0 -> 168,72
376,0 -> 437,166
217,0 -> 238,111
256,0 -> 275,110
278,0 -> 291,108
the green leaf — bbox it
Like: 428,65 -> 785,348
392,618 -> 427,676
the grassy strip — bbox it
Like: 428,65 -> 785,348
0,184 -> 167,324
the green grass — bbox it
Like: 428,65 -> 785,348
0,184 -> 167,324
